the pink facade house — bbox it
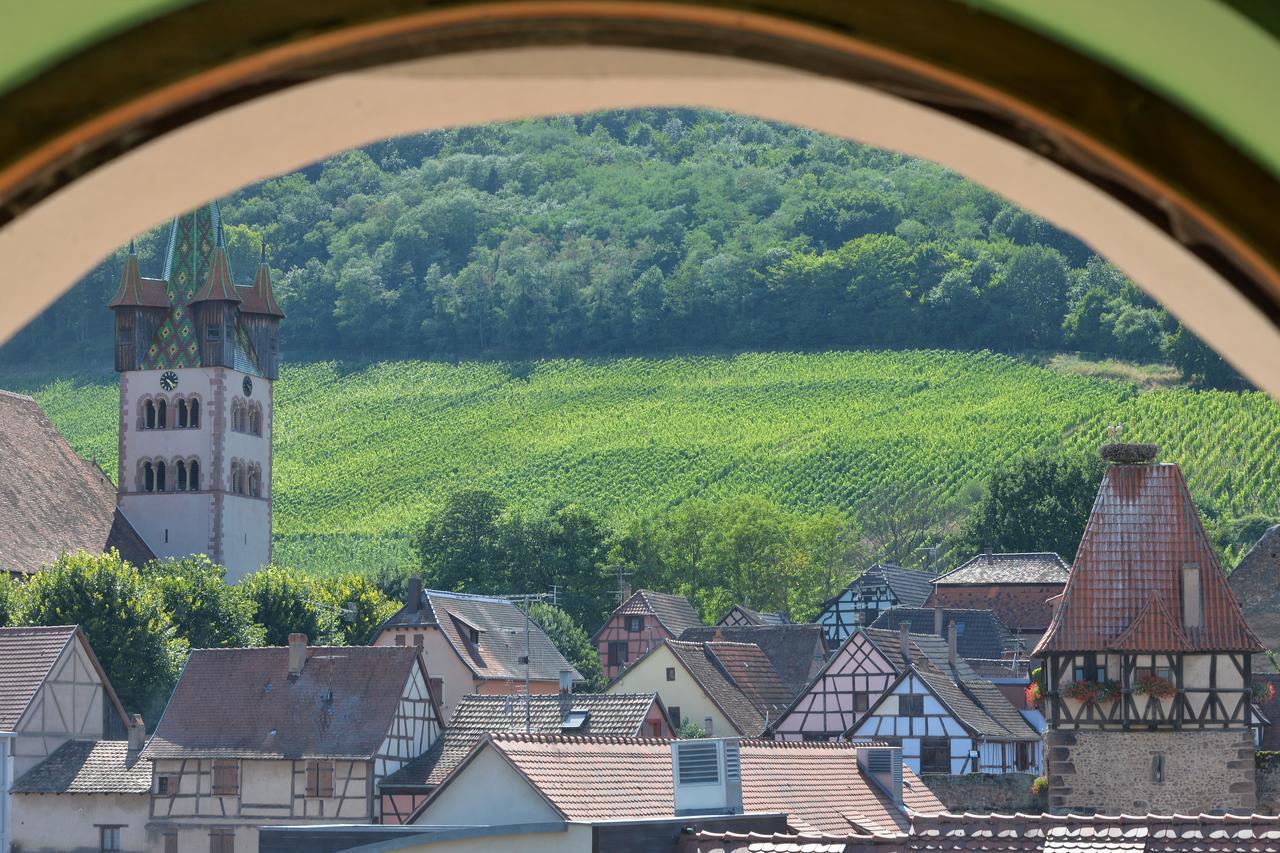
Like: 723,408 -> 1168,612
592,589 -> 703,682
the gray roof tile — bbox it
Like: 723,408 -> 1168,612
12,740 -> 152,794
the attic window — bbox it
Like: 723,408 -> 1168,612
561,709 -> 590,731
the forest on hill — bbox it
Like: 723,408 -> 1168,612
0,109 -> 1240,388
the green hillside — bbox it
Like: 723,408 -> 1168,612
3,350 -> 1276,576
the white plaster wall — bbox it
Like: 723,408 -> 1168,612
13,640 -> 107,778
118,492 -> 212,563
119,367 -> 216,488
241,760 -> 291,808
11,793 -> 149,852
413,747 -> 559,827
219,494 -> 271,582
606,645 -> 738,735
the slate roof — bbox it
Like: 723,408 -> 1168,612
869,608 -> 1017,659
934,552 -> 1070,586
142,645 -> 422,760
427,734 -> 941,832
595,589 -> 704,641
376,590 -> 579,683
717,605 -> 790,626
1036,463 -> 1263,654
380,692 -> 662,790
860,627 -> 978,680
680,624 -> 827,698
872,565 -> 935,608
12,740 -> 152,794
856,666 -> 1038,743
690,811 -> 1280,853
0,390 -> 155,575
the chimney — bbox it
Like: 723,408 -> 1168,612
948,621 -> 958,669
559,669 -> 574,717
288,633 -> 307,678
857,745 -> 904,808
898,622 -> 911,667
621,581 -> 632,600
406,577 -> 423,612
984,545 -> 992,560
126,714 -> 145,760
933,607 -> 944,636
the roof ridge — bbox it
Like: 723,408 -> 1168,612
488,732 -> 674,745
0,389 -> 38,403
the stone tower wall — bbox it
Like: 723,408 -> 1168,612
1045,728 -> 1256,814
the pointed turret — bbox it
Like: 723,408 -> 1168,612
189,233 -> 241,305
241,243 -> 285,318
107,241 -> 144,307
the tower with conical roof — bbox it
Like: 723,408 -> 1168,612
1037,442 -> 1262,815
107,204 -> 283,580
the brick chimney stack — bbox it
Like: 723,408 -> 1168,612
899,622 -> 911,666
288,633 -> 307,678
126,714 -> 145,761
948,621 -> 959,669
933,607 -> 944,635
406,577 -> 423,612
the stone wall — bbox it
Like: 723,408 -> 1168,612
919,773 -> 1040,813
1228,525 -> 1280,672
1256,753 -> 1280,812
1045,728 -> 1256,814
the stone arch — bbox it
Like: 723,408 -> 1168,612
143,397 -> 156,430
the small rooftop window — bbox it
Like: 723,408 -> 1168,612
561,709 -> 590,731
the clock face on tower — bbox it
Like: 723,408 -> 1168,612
160,371 -> 179,391
243,377 -> 253,397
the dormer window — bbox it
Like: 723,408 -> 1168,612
468,627 -> 480,644
626,615 -> 644,633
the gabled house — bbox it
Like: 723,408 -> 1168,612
679,624 -> 828,699
408,735 -> 942,843
846,660 -> 1042,775
716,605 -> 790,628
769,626 -> 964,742
11,722 -> 152,853
592,589 -> 703,681
927,552 -> 1069,649
869,607 -> 1019,659
378,691 -> 672,824
1037,451 -> 1264,815
816,564 -> 933,646
606,640 -> 789,736
0,626 -> 132,853
0,391 -> 154,575
142,634 -> 442,852
371,579 -> 580,721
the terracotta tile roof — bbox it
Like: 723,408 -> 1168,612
681,625 -> 827,698
928,584 -> 1063,634
238,253 -> 285,317
629,590 -> 705,637
425,591 -> 580,683
869,608 -> 1016,659
0,626 -> 79,730
142,645 -> 420,760
665,640 -> 768,735
934,553 -> 1070,586
707,642 -> 795,714
692,811 -> 1280,853
106,250 -> 170,309
380,692 -> 661,790
1035,463 -> 1263,654
12,740 -> 152,794
0,391 -> 155,575
442,734 -> 941,832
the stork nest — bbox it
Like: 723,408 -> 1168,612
1098,442 -> 1160,464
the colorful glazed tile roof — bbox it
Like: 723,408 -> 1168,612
0,391 -> 155,575
433,734 -> 940,831
1035,463 -> 1263,654
12,740 -> 152,794
379,692 -> 663,790
142,644 -> 421,760
934,552 -> 1070,585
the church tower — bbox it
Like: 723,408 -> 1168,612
108,204 -> 283,581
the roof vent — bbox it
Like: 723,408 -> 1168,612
671,738 -> 743,816
856,745 -> 904,808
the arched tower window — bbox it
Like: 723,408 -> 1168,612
231,400 -> 244,433
144,399 -> 156,430
177,398 -> 188,428
189,398 -> 201,429
155,460 -> 166,492
248,466 -> 261,498
157,398 -> 167,430
176,459 -> 187,491
230,460 -> 242,495
249,404 -> 262,436
189,459 -> 201,491
141,460 -> 154,492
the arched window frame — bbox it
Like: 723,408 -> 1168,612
156,397 -> 167,430
155,459 -> 166,492
176,458 -> 187,491
230,460 -> 243,495
189,396 -> 201,429
188,458 -> 201,491
144,398 -> 156,430
177,397 -> 188,428
139,459 -> 154,492
248,464 -> 261,498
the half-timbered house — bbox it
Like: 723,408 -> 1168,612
0,626 -> 132,853
1036,450 -> 1265,815
592,589 -> 703,682
816,565 -> 933,647
869,607 -> 1020,659
927,552 -> 1069,650
768,625 -> 978,743
142,634 -> 441,853
371,580 -> 580,721
716,605 -> 790,628
378,691 -> 672,824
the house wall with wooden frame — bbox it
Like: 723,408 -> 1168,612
847,673 -> 977,775
12,635 -> 114,778
815,578 -> 896,646
771,631 -> 898,742
596,612 -> 674,682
